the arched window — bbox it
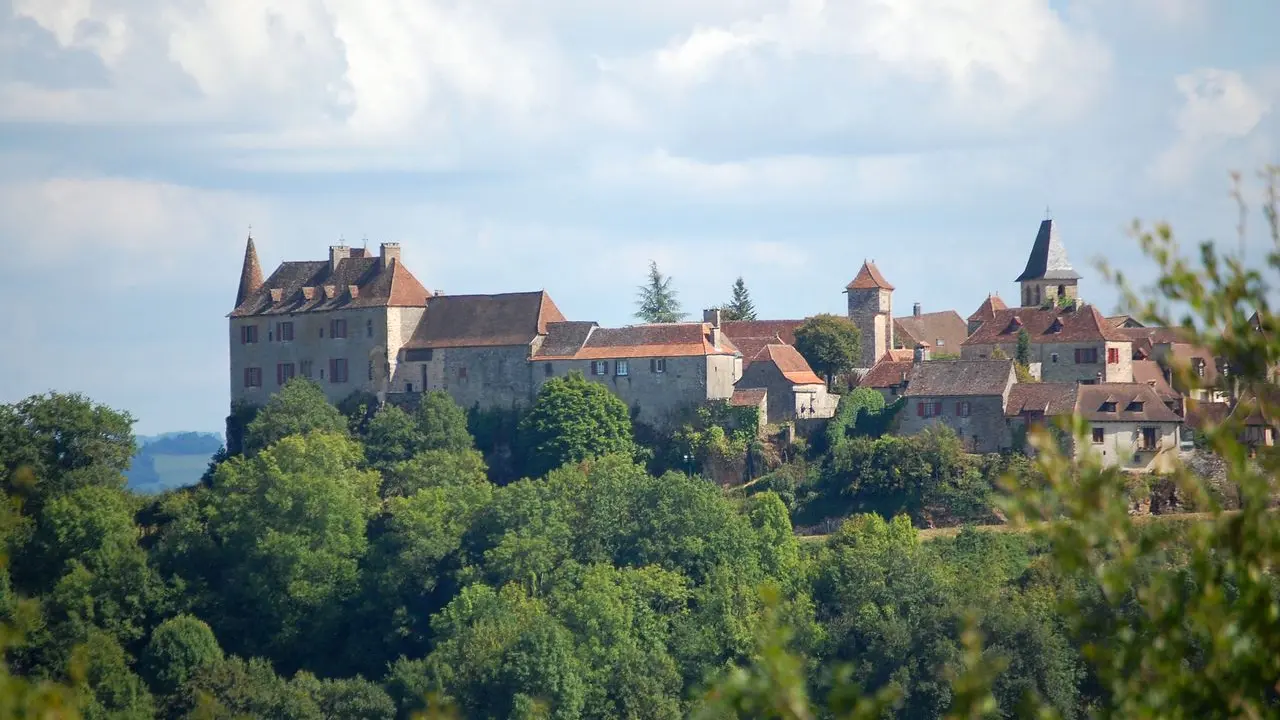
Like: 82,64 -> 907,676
1057,284 -> 1066,298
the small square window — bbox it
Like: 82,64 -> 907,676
653,358 -> 667,373
1051,353 -> 1059,363
1092,428 -> 1104,444
592,360 -> 608,376
545,362 -> 553,377
616,360 -> 630,377
406,383 -> 414,393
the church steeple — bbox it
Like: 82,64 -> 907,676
235,234 -> 264,308
1015,217 -> 1080,307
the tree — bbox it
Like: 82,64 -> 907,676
793,315 -> 861,384
0,393 -> 135,502
414,391 -> 474,454
723,277 -> 757,322
242,378 -> 347,454
363,404 -> 424,472
518,373 -> 635,478
142,614 -> 224,697
1014,328 -> 1032,367
635,261 -> 686,324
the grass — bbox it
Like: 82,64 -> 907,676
801,511 -> 1227,543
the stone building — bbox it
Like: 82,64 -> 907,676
845,261 -> 895,371
857,349 -> 916,403
966,294 -> 1008,336
1118,326 -> 1228,402
894,304 -> 967,356
960,304 -> 1134,384
1016,218 -> 1080,308
722,320 -> 805,368
735,344 -> 838,423
228,237 -> 431,406
531,309 -> 743,428
898,358 -> 1017,453
390,291 -> 566,409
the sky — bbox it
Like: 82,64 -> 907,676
0,0 -> 1277,435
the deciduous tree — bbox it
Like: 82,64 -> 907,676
518,373 -> 635,478
242,379 -> 347,454
793,315 -> 861,384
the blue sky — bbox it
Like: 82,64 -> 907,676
1,0 -> 1277,435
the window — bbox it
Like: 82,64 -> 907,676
616,360 -> 630,377
936,338 -> 945,347
240,325 -> 259,344
368,360 -> 374,381
300,360 -> 313,378
652,358 -> 667,373
330,358 -> 349,384
1092,427 -> 1104,444
917,401 -> 941,418
243,367 -> 262,388
1193,358 -> 1206,377
1050,353 -> 1059,364
545,362 -> 554,377
1074,347 -> 1098,364
277,321 -> 294,342
458,366 -> 468,380
330,318 -> 347,339
1107,347 -> 1120,364
366,319 -> 373,338
1125,401 -> 1144,412
1140,427 -> 1158,451
1100,401 -> 1117,412
406,383 -> 414,392
1058,284 -> 1066,297
955,401 -> 971,417
592,360 -> 609,376
276,363 -> 296,386
1047,318 -> 1063,334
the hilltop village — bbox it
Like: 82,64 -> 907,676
227,221 -> 1261,472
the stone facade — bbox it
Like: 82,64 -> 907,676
394,344 -> 539,411
1020,280 -> 1079,308
737,360 -> 837,424
962,339 -> 1133,383
1080,421 -> 1180,472
898,393 -> 1012,453
535,354 -> 739,428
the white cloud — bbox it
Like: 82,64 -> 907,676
1150,68 -> 1276,185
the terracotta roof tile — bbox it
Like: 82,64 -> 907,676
903,359 -> 1015,397
536,323 -> 740,360
756,344 -> 825,385
730,388 -> 767,407
858,359 -> 913,389
235,236 -> 264,308
845,261 -> 894,291
1132,359 -> 1179,401
722,320 -> 805,369
1005,383 -> 1078,417
962,304 -> 1128,346
230,254 -> 432,317
405,291 -> 563,349
967,294 -> 1008,323
895,310 -> 967,353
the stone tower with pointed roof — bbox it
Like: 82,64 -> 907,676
1016,218 -> 1080,308
236,235 -> 264,308
845,260 -> 895,370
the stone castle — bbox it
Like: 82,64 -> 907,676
229,218 -> 1258,469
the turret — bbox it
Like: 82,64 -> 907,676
845,260 -> 894,370
235,234 -> 264,308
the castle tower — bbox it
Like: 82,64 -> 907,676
1015,217 -> 1079,307
235,234 -> 264,309
845,260 -> 894,370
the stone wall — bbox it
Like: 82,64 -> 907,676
961,340 -> 1133,384
229,307 -> 389,407
897,394 -> 1010,453
394,344 -> 537,411
535,354 -> 736,429
848,288 -> 892,369
384,307 -> 426,393
1080,421 -> 1179,472
1019,280 -> 1079,308
736,362 -> 796,424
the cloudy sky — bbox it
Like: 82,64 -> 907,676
1,0 -> 1276,434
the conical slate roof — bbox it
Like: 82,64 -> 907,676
235,235 -> 265,308
1016,219 -> 1080,282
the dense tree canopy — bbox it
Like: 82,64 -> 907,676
518,372 -> 636,478
242,379 -> 348,454
794,314 -> 862,382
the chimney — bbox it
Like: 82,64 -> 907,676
914,342 -> 930,364
913,302 -> 922,317
1096,370 -> 1103,383
703,308 -> 723,349
380,242 -> 401,270
329,244 -> 350,272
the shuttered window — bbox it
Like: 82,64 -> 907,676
243,367 -> 262,388
276,363 -> 295,386
330,358 -> 349,383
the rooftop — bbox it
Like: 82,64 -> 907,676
1015,218 -> 1081,282
903,359 -> 1015,397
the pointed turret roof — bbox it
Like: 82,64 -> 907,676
235,235 -> 264,308
967,294 -> 1008,323
1016,219 -> 1080,282
846,260 -> 894,291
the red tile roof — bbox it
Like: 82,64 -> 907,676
1132,359 -> 1179,401
962,304 -> 1128,346
858,359 -> 913,389
1075,383 -> 1182,423
754,344 -> 825,385
846,261 -> 894,291
405,291 -> 564,349
730,388 -> 768,407
535,323 -> 740,360
721,320 -> 805,369
236,236 -> 264,308
1005,383 -> 1078,417
895,310 -> 967,354
966,294 -> 1008,323
230,255 -> 432,317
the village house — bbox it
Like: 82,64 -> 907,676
857,349 -> 915,403
735,344 -> 839,423
721,320 -> 805,368
961,303 -> 1134,384
898,357 -> 1017,453
966,294 -> 1008,335
1119,326 -> 1229,403
228,238 -> 432,406
894,304 -> 967,357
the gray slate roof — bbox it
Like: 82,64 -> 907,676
903,359 -> 1015,397
1016,219 -> 1081,282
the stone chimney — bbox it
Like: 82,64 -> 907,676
380,242 -> 401,270
703,308 -> 723,349
913,302 -> 922,317
913,342 -> 930,364
329,244 -> 351,272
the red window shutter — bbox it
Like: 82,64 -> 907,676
917,402 -> 924,417
956,402 -> 962,415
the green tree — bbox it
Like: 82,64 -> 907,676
1014,328 -> 1031,367
141,614 -> 223,697
242,378 -> 347,454
793,315 -> 861,384
635,261 -> 686,324
518,373 -> 635,478
364,404 -> 425,472
414,392 -> 474,454
202,432 -> 380,671
0,393 -> 135,503
72,629 -> 155,720
381,449 -> 488,499
723,277 -> 757,322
